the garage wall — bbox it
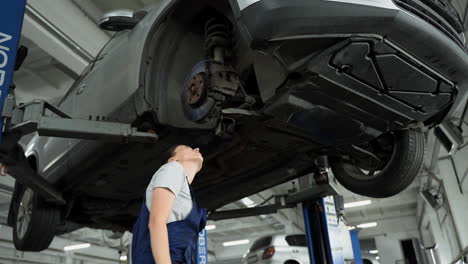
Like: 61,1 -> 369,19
374,231 -> 419,264
438,146 -> 468,247
419,207 -> 458,264
358,215 -> 418,239
358,216 -> 419,264
417,126 -> 468,263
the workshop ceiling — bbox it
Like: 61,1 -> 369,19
15,38 -> 75,104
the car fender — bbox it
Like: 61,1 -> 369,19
68,0 -> 182,121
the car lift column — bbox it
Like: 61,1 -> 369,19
302,196 -> 346,264
350,230 -> 363,264
0,0 -> 27,143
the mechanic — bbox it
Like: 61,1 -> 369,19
132,145 -> 206,264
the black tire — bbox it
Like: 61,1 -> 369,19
12,187 -> 60,251
330,129 -> 425,198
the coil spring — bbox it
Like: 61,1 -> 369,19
205,17 -> 231,54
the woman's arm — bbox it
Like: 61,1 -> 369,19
149,187 -> 176,264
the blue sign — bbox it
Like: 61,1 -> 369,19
197,229 -> 208,264
0,0 -> 27,143
321,196 -> 345,264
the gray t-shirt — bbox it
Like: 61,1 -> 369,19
146,161 -> 193,223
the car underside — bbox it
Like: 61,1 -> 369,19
48,0 -> 467,233
6,0 -> 468,250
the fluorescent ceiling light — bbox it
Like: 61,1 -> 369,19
376,256 -> 380,260
369,250 -> 379,254
348,226 -> 356,230
357,222 -> 377,229
64,243 -> 91,251
223,239 -> 250,247
241,197 -> 256,208
120,256 -> 127,261
205,225 -> 216,230
344,200 -> 372,208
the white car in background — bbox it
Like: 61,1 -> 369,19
243,234 -> 309,264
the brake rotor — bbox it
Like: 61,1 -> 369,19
182,61 -> 215,122
186,73 -> 207,107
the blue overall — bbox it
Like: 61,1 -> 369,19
132,181 -> 207,264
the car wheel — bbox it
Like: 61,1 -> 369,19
145,12 -> 212,127
13,187 -> 60,251
330,129 -> 425,198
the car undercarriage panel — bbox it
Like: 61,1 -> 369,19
262,38 -> 456,146
238,0 -> 468,139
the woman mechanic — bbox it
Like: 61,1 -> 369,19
132,145 -> 207,264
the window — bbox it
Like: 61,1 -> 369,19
250,237 -> 272,252
285,235 -> 307,247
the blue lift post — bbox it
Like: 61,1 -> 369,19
350,230 -> 363,264
0,0 -> 27,144
303,196 -> 345,264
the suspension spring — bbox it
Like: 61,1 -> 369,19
205,17 -> 231,64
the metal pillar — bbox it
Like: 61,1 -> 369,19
303,202 -> 321,264
0,0 -> 27,143
350,230 -> 363,264
302,196 -> 345,264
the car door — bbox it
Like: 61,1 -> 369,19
72,30 -> 137,120
30,64 -> 92,181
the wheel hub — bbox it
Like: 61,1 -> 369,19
344,133 -> 395,180
16,189 -> 33,239
186,73 -> 206,106
182,61 -> 216,122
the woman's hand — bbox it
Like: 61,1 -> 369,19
149,187 -> 176,264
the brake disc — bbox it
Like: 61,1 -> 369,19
181,61 -> 215,122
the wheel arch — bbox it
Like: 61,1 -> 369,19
139,0 -> 245,129
284,259 -> 301,264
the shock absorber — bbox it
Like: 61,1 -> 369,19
205,17 -> 231,64
204,17 -> 240,98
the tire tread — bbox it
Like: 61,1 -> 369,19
331,129 -> 425,198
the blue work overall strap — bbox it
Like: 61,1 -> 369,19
167,185 -> 207,264
132,183 -> 207,264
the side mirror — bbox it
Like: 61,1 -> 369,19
99,10 -> 144,31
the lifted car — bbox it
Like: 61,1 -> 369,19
6,0 -> 468,251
